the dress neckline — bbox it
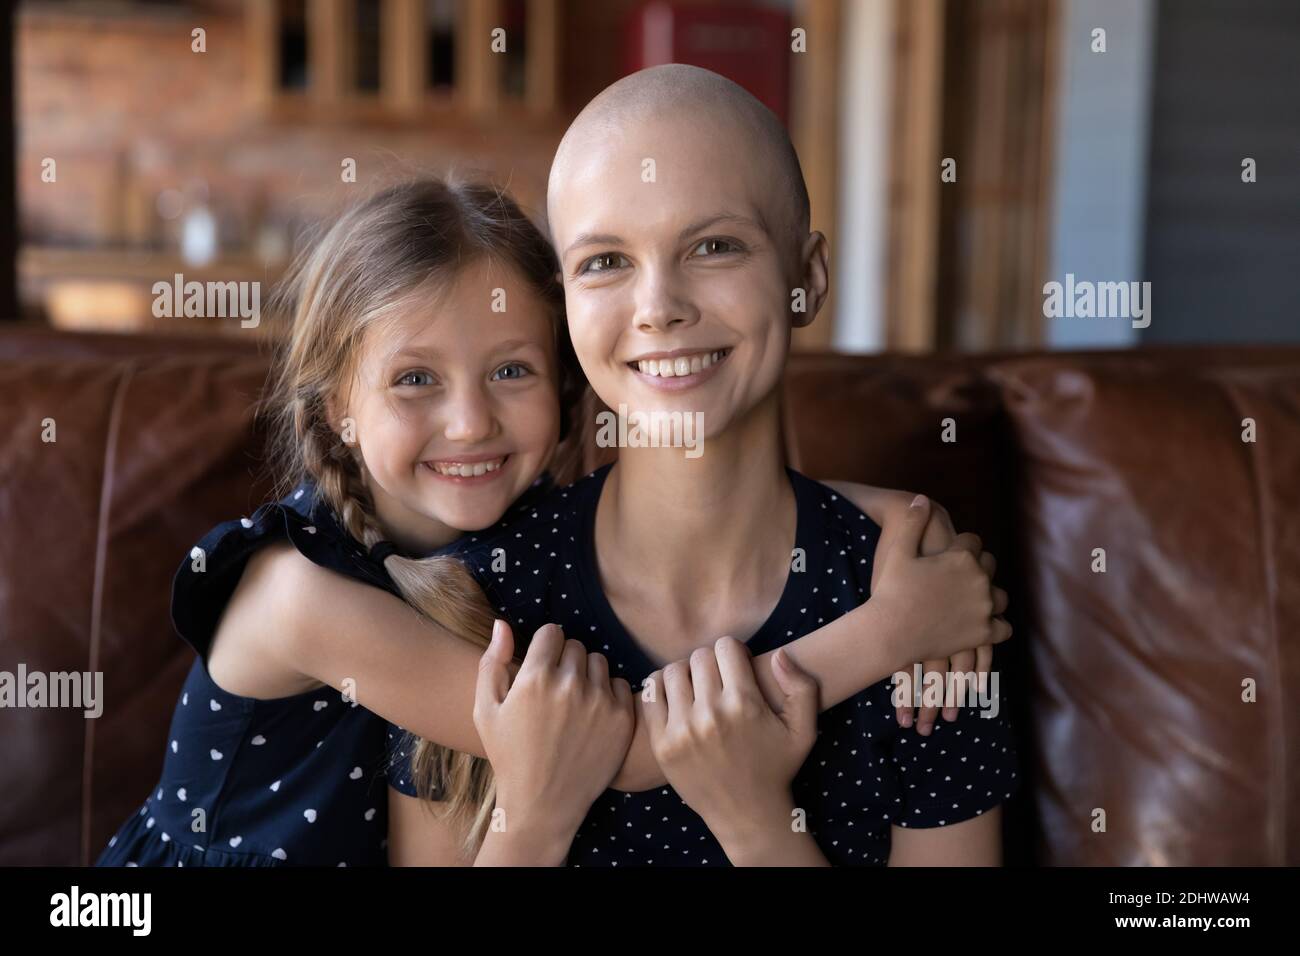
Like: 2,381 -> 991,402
572,464 -> 814,680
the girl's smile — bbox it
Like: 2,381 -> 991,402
422,453 -> 511,482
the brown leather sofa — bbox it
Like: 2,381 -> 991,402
2,326 -> 1296,866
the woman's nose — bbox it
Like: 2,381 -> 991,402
633,266 -> 700,334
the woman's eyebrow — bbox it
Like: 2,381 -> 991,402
564,232 -> 623,258
677,213 -> 767,239
564,213 -> 768,259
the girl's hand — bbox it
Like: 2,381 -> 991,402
643,639 -> 820,863
874,496 -> 1012,735
473,619 -> 635,864
899,543 -> 1005,734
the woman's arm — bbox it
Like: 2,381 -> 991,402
387,621 -> 632,867
641,641 -> 843,865
387,788 -> 581,866
387,789 -> 471,866
887,808 -> 1004,865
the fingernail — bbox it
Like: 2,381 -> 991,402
910,494 -> 927,509
490,618 -> 505,647
899,712 -> 913,727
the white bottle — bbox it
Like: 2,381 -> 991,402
181,205 -> 217,267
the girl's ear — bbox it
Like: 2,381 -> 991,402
793,231 -> 830,329
323,364 -> 361,435
323,395 -> 340,433
323,392 -> 348,437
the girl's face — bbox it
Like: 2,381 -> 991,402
335,258 -> 562,552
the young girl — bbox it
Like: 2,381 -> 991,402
389,66 -> 1020,865
97,177 -> 1004,867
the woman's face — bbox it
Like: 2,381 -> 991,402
336,258 -> 561,552
548,111 -> 811,446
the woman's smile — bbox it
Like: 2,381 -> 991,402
626,347 -> 733,392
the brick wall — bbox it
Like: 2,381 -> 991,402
16,1 -> 576,254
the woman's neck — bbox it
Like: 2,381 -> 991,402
595,390 -> 796,621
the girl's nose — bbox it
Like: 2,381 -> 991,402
442,385 -> 497,444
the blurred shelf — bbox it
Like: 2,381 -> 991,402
19,246 -> 288,284
18,246 -> 289,338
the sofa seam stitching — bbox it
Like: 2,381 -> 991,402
82,358 -> 138,865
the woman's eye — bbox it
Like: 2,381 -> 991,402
396,371 -> 434,387
582,253 -> 628,274
692,238 -> 738,257
492,362 -> 531,382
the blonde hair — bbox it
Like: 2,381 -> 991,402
260,178 -> 586,858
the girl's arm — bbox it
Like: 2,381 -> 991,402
743,483 -> 963,709
616,486 -> 999,789
240,488 -> 988,792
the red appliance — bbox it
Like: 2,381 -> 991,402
624,2 -> 792,123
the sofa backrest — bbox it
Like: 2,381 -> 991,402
2,328 -> 1297,865
781,348 -> 1300,865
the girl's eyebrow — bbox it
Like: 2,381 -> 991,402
563,212 -> 767,259
489,338 -> 547,356
388,345 -> 441,363
389,339 -> 543,363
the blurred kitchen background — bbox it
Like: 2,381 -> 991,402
2,0 -> 1297,350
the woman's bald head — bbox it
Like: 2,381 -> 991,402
548,64 -> 811,253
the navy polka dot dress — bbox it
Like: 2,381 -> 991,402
389,465 -> 1020,866
95,481 -> 398,867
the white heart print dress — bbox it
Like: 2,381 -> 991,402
96,480 -> 403,867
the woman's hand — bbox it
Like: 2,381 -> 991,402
643,638 -> 829,865
473,619 -> 635,865
873,495 -> 1011,735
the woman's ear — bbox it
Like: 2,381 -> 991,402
792,231 -> 830,328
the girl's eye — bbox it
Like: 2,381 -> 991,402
396,371 -> 434,387
581,252 -> 629,274
691,238 -> 739,257
491,362 -> 531,382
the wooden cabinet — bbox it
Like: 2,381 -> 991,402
244,0 -> 559,120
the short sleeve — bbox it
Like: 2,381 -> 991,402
886,671 -> 1021,829
169,501 -> 294,663
170,484 -> 400,663
384,723 -> 444,800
